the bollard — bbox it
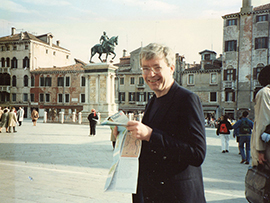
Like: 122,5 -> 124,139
78,112 -> 82,124
43,111 -> 47,123
72,112 -> 76,122
60,112 -> 64,124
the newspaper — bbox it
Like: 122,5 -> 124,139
102,111 -> 141,193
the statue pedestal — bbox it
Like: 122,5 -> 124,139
82,63 -> 118,123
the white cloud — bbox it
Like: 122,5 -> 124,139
0,0 -> 33,13
113,0 -> 178,13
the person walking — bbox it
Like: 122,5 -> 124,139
87,109 -> 98,136
31,109 -> 39,126
7,107 -> 17,133
251,65 -> 270,167
216,115 -> 233,153
0,109 -> 9,133
113,43 -> 206,202
17,106 -> 24,126
233,111 -> 253,164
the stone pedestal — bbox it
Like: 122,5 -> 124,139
81,63 -> 118,123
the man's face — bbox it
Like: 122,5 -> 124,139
141,56 -> 174,97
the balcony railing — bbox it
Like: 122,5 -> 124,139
0,67 -> 11,74
223,81 -> 235,89
136,84 -> 145,89
0,86 -> 10,93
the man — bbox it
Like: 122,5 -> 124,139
100,31 -> 109,49
114,43 -> 206,202
251,65 -> 270,167
233,111 -> 253,164
0,106 -> 3,120
7,107 -> 17,133
17,106 -> 24,126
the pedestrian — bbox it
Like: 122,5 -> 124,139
0,109 -> 9,133
87,109 -> 98,136
0,106 -> 3,120
110,128 -> 116,149
31,109 -> 39,126
17,106 -> 24,126
113,43 -> 206,202
216,115 -> 233,153
233,111 -> 253,164
7,107 -> 17,133
251,65 -> 270,167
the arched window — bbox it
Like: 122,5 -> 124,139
2,73 -> 11,85
23,56 -> 30,69
11,57 -> 17,68
1,58 -> 5,67
31,76 -> 35,87
253,63 -> 265,80
12,75 -> 17,87
6,58 -> 10,67
24,75 -> 29,86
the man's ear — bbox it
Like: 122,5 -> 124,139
170,65 -> 175,74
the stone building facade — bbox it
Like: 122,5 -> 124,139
0,27 -> 71,117
222,0 -> 270,119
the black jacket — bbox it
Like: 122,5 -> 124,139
134,82 -> 206,203
87,113 -> 98,125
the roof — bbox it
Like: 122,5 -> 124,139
0,31 -> 69,52
254,3 -> 270,11
199,50 -> 217,55
31,63 -> 84,74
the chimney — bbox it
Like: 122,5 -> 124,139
241,0 -> 252,13
56,40 -> 60,46
48,35 -> 53,46
123,49 -> 127,57
11,27 -> 16,36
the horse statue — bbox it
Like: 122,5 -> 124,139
89,36 -> 118,63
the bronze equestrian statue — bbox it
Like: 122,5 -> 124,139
89,33 -> 118,63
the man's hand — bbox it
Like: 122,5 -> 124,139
126,120 -> 152,142
259,152 -> 267,165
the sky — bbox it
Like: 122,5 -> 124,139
0,0 -> 269,64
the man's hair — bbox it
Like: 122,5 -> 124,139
258,65 -> 270,86
140,43 -> 175,67
242,111 -> 249,117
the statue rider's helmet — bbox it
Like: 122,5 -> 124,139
103,31 -> 106,35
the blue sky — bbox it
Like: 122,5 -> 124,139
0,0 -> 269,64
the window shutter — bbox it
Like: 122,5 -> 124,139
223,70 -> 227,81
225,41 -> 228,52
232,92 -> 235,102
234,40 -> 237,51
233,69 -> 236,81
253,68 -> 257,79
225,92 -> 228,101
144,92 -> 146,101
255,38 -> 258,49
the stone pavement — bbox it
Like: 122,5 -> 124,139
0,119 -> 249,203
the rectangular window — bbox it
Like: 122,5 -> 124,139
255,37 -> 268,49
188,74 -> 194,85
139,77 -> 144,85
25,45 -> 28,50
23,93 -> 28,102
129,92 -> 135,102
65,76 -> 70,86
227,19 -> 237,26
12,93 -> 16,102
57,77 -> 64,86
13,46 -> 17,51
210,92 -> 217,102
39,93 -> 44,102
30,93 -> 34,102
119,92 -> 125,102
225,40 -> 237,52
210,73 -> 217,84
225,91 -> 235,102
45,77 -> 52,86
138,92 -> 146,102
31,76 -> 35,87
40,77 -> 45,86
45,94 -> 50,102
223,69 -> 236,81
130,77 -> 135,85
58,94 -> 63,103
81,76 -> 86,86
81,94 -> 85,103
7,46 -> 10,51
120,77 -> 124,85
256,15 -> 268,22
65,94 -> 70,103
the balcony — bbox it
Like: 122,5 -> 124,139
254,80 -> 262,87
136,84 -> 145,89
0,86 -> 10,93
0,67 -> 11,74
223,81 -> 235,89
136,101 -> 147,106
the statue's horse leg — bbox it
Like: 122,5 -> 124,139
89,46 -> 97,63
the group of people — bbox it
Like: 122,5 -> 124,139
0,106 -> 24,133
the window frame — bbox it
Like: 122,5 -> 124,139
187,74 -> 195,85
225,40 -> 237,52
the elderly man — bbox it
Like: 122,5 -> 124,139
114,43 -> 206,202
